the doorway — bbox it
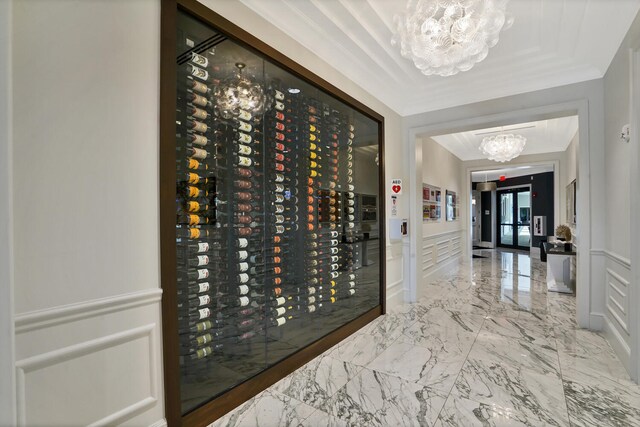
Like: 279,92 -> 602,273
497,187 -> 531,250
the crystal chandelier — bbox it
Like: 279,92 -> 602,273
479,133 -> 526,162
392,0 -> 513,77
214,62 -> 265,118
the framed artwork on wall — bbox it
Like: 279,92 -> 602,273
446,190 -> 458,221
422,183 -> 441,222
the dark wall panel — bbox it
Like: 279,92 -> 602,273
495,172 -> 554,247
480,191 -> 492,242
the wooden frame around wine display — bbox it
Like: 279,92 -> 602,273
159,1 -> 387,426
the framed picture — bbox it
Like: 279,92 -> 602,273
446,189 -> 458,222
422,183 -> 442,222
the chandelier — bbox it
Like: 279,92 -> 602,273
214,62 -> 265,118
479,133 -> 526,162
392,0 -> 513,77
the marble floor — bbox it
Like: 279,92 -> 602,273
210,249 -> 640,427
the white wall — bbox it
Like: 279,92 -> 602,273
417,137 -> 465,292
0,0 -> 16,425
199,0 -> 406,307
12,1 -> 164,425
600,7 -> 640,374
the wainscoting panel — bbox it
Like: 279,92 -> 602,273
14,289 -> 165,427
603,251 -> 632,372
386,241 -> 405,308
421,230 -> 465,282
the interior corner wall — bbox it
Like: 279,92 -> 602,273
0,0 -> 16,424
417,137 -> 465,290
600,6 -> 640,373
11,1 -> 165,425
198,0 -> 406,308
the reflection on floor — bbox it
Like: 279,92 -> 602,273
209,249 -> 640,427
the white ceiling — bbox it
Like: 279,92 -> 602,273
471,165 -> 555,182
239,0 -> 640,116
430,115 -> 578,161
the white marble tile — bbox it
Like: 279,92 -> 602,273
301,409 -> 349,427
357,312 -> 418,342
324,328 -> 393,367
469,330 -> 560,378
481,315 -> 556,350
452,358 -> 569,426
209,389 -> 316,427
367,338 -> 467,393
564,377 -> 640,427
436,393 -> 537,427
274,355 -> 362,409
402,307 -> 485,356
322,367 -> 448,427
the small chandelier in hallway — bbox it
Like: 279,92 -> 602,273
479,133 -> 526,162
392,0 -> 514,77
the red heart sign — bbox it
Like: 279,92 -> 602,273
392,185 -> 401,194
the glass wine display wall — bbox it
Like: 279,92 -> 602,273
167,8 -> 382,419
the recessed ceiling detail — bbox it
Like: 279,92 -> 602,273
430,115 -> 578,161
239,0 -> 639,116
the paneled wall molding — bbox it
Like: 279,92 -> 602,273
15,288 -> 163,334
425,229 -> 465,239
604,316 -> 632,371
387,277 -> 404,300
387,240 -> 402,261
421,230 -> 464,281
15,324 -> 158,426
605,250 -> 632,268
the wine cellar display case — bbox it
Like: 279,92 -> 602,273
160,1 -> 385,425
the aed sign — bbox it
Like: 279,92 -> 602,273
390,179 -> 402,195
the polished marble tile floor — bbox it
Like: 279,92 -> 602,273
210,250 -> 640,426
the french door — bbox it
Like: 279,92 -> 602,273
497,188 -> 531,250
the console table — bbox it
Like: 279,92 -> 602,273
543,242 -> 576,294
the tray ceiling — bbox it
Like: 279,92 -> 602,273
239,0 -> 640,116
430,115 -> 579,161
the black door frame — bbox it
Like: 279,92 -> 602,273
497,186 -> 531,251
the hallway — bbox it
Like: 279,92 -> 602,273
211,250 -> 640,427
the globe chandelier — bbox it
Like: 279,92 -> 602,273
214,62 -> 266,119
392,0 -> 513,77
479,133 -> 526,162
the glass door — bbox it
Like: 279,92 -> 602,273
497,188 -> 531,250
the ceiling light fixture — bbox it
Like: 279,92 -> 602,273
476,172 -> 496,192
214,62 -> 265,118
479,133 -> 526,162
392,0 -> 514,77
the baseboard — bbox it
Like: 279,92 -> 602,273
149,419 -> 168,427
603,316 -> 631,374
588,312 -> 605,331
386,278 -> 405,311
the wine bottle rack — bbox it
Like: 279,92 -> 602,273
161,2 -> 385,425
